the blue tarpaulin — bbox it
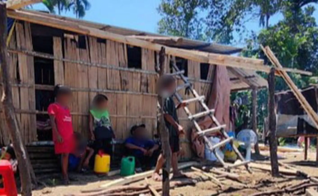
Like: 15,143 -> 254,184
7,17 -> 15,34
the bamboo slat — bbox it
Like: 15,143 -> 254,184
118,43 -> 129,91
97,38 -> 107,90
24,22 -> 37,142
115,94 -> 127,139
64,38 -> 79,132
106,40 -> 120,90
88,37 -> 98,103
53,37 -> 64,84
8,29 -> 19,110
16,22 -> 34,143
77,45 -> 90,136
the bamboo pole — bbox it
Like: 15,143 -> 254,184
268,68 -> 279,177
0,3 -> 32,195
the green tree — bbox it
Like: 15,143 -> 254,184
157,0 -> 208,40
42,0 -> 90,18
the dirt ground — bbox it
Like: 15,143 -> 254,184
31,149 -> 318,196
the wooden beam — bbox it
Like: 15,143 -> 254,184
268,68 -> 279,177
129,35 -> 183,44
158,47 -> 171,196
6,0 -> 42,10
249,163 -> 297,175
7,10 -> 311,75
6,10 -> 268,72
100,162 -> 197,188
262,45 -> 318,129
228,67 -> 256,87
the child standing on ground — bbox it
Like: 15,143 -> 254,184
152,75 -> 185,181
48,85 -> 73,184
89,94 -> 115,156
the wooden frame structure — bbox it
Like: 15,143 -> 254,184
0,8 -> 310,160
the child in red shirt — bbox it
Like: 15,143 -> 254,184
48,85 -> 73,185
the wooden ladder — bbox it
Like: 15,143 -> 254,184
170,59 -> 251,171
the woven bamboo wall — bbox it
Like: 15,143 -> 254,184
1,21 -> 215,160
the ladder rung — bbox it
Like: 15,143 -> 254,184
227,161 -> 250,169
210,137 -> 232,151
167,70 -> 184,76
189,110 -> 214,119
183,96 -> 205,104
176,83 -> 191,91
198,125 -> 226,136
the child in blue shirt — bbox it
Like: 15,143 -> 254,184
125,124 -> 159,171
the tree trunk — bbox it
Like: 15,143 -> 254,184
158,47 -> 171,196
268,68 -> 279,177
252,88 -> 260,155
0,3 -> 33,195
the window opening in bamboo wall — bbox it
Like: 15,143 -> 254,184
200,63 -> 210,80
175,57 -> 188,77
127,45 -> 142,69
33,29 -> 55,141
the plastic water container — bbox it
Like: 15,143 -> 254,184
0,160 -> 17,196
205,137 -> 224,161
120,156 -> 135,176
94,151 -> 110,174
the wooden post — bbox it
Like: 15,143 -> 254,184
268,68 -> 279,177
304,137 -> 308,160
252,87 -> 260,155
316,137 -> 318,166
0,3 -> 32,196
158,47 -> 171,195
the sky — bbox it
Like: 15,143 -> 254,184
32,0 -> 318,46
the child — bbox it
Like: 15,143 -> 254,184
69,133 -> 94,172
0,144 -> 17,172
152,75 -> 185,181
89,94 -> 115,155
48,85 -> 73,185
125,124 -> 159,171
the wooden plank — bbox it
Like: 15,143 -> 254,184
24,22 -> 36,143
53,37 -> 64,84
6,0 -> 42,9
114,93 -> 126,139
191,167 -> 222,187
8,10 -> 293,74
249,163 -> 297,175
16,22 -> 31,143
262,46 -> 318,129
100,162 -> 198,188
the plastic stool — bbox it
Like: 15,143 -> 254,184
0,160 -> 17,196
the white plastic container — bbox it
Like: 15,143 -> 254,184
205,137 -> 224,161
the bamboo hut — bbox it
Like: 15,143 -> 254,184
1,9 -> 269,159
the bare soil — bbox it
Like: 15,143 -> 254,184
31,149 -> 318,196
